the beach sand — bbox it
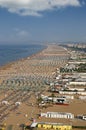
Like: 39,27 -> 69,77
0,44 -> 85,130
0,44 -> 69,85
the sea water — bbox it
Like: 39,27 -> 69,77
0,44 -> 46,66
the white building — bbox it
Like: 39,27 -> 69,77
77,115 -> 86,120
63,95 -> 74,100
59,91 -> 76,95
53,97 -> 67,103
59,91 -> 86,95
68,87 -> 85,92
41,112 -> 74,119
69,82 -> 86,85
83,115 -> 86,120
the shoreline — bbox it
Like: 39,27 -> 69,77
0,44 -> 69,84
0,44 -> 47,84
0,44 -> 69,70
0,44 -> 47,70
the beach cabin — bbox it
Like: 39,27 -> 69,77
53,97 -> 66,103
40,112 -> 74,119
77,115 -> 86,120
69,81 -> 86,85
82,115 -> 86,120
83,115 -> 86,120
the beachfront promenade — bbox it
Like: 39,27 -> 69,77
0,44 -> 69,89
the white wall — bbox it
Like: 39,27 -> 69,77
69,82 -> 86,85
41,112 -> 74,119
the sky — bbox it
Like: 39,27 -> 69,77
0,0 -> 86,44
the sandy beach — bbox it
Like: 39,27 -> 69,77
0,44 -> 85,130
0,44 -> 69,85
